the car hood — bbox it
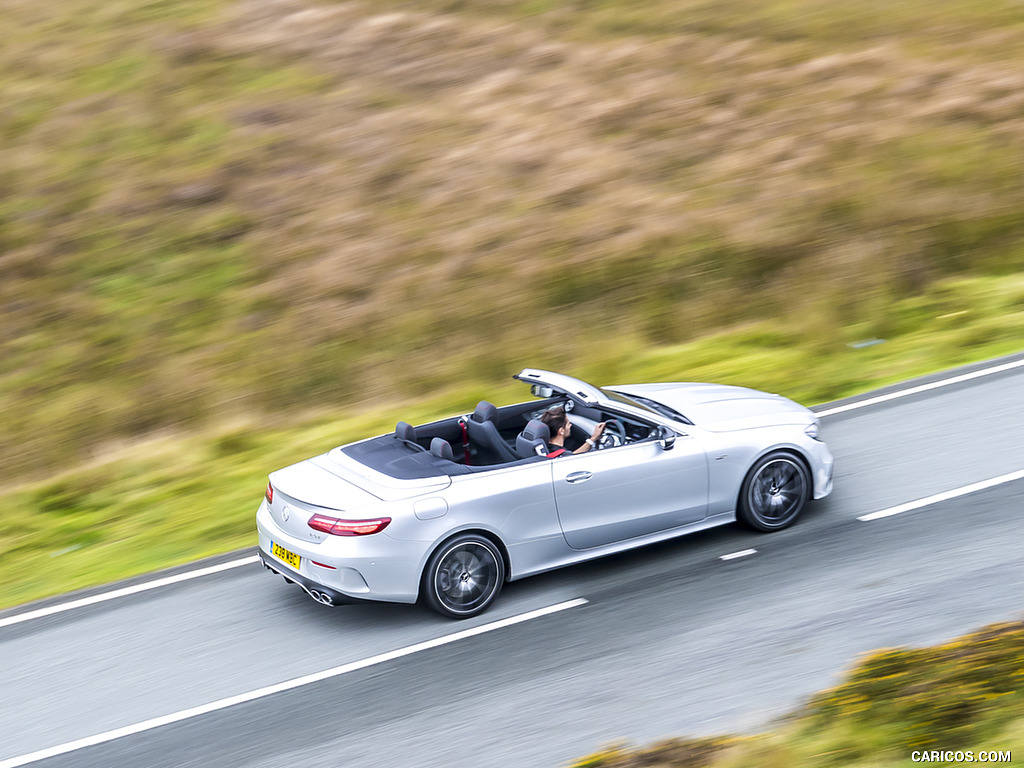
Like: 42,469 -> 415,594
608,383 -> 815,432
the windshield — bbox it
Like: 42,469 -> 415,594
599,388 -> 694,425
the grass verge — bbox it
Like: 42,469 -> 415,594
3,272 -> 1023,611
569,618 -> 1024,767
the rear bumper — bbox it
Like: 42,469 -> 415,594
256,500 -> 422,605
258,550 -> 359,606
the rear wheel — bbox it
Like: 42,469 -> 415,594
737,452 -> 810,531
423,534 -> 505,619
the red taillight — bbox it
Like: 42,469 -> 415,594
307,514 -> 391,536
265,482 -> 274,505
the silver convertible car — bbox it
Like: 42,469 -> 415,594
257,369 -> 834,618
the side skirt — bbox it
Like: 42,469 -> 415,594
509,510 -> 737,581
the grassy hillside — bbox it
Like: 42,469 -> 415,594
3,0 -> 1024,483
3,6 -> 1023,764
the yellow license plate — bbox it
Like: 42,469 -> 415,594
271,541 -> 301,570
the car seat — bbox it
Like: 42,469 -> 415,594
430,437 -> 454,461
515,419 -> 551,459
465,401 -> 518,464
395,421 -> 426,452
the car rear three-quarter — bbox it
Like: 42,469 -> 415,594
256,457 -> 429,607
255,441 -> 550,618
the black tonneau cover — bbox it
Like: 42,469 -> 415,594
341,435 -> 546,479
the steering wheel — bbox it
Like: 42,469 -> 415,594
597,419 -> 625,449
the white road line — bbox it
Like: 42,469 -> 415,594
859,468 -> 1024,521
0,598 -> 587,768
0,556 -> 260,629
817,357 -> 1024,417
720,549 -> 757,561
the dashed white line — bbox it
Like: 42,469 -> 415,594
0,598 -> 588,768
859,468 -> 1024,521
720,549 -> 757,561
0,556 -> 260,629
817,357 -> 1024,417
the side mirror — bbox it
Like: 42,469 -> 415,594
531,384 -> 554,398
657,426 -> 676,450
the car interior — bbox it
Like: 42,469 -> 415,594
339,392 -> 662,479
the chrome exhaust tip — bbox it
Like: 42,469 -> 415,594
307,589 -> 334,606
263,555 -> 336,606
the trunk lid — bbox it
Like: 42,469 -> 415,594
267,459 -> 386,542
270,459 -> 382,510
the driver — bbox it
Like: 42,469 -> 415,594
539,406 -> 606,458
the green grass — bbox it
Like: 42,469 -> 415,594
3,273 -> 1023,611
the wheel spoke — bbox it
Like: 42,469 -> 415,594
755,486 -> 770,513
433,542 -> 499,613
748,458 -> 806,523
462,551 -> 484,577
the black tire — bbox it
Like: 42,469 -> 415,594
422,534 -> 505,619
737,451 -> 810,531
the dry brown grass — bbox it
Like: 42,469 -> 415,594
210,0 -> 1024,364
2,0 -> 1024,476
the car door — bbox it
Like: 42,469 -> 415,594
550,434 -> 709,550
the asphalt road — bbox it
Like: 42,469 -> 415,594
2,355 -> 1024,768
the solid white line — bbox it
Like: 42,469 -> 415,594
0,556 -> 260,630
817,358 -> 1024,417
720,549 -> 757,561
0,598 -> 588,768
858,468 -> 1024,521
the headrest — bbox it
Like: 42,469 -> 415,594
521,419 -> 550,443
430,437 -> 454,461
395,421 -> 417,443
516,419 -> 553,459
471,401 -> 498,424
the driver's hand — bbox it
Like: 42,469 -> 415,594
591,422 -> 606,441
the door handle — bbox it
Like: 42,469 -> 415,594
566,471 -> 593,484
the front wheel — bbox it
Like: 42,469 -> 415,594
737,452 -> 810,531
423,534 -> 505,619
